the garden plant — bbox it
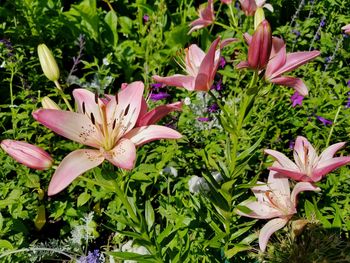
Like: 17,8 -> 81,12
1,0 -> 350,262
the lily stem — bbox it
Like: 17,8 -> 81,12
54,80 -> 74,112
325,105 -> 341,147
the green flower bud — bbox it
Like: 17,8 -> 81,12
254,7 -> 265,30
37,44 -> 60,82
41,96 -> 61,110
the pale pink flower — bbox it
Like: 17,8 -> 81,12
237,169 -> 320,251
342,24 -> 350,35
189,0 -> 215,34
265,136 -> 350,182
1,139 -> 53,170
265,37 -> 320,96
239,0 -> 273,16
33,82 -> 182,195
153,38 -> 236,92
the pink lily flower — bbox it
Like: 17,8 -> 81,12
239,0 -> 273,16
342,24 -> 350,35
237,169 -> 320,252
264,37 -> 320,96
153,38 -> 238,92
153,38 -> 220,92
1,139 -> 53,170
265,136 -> 350,182
33,81 -> 182,195
188,0 -> 215,34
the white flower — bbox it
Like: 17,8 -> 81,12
162,166 -> 178,177
184,97 -> 191,105
120,240 -> 150,263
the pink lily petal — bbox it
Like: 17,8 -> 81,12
291,182 -> 320,207
196,37 -> 220,91
269,51 -> 320,79
186,45 -> 206,75
104,138 -> 136,170
318,142 -> 346,163
73,89 -> 103,124
251,181 -> 269,202
220,38 -> 238,49
243,33 -> 252,45
264,149 -> 299,171
124,125 -> 182,146
293,136 -> 318,167
1,139 -> 53,170
342,24 -> 350,34
138,98 -> 149,120
267,170 -> 290,200
136,101 -> 183,126
189,0 -> 214,34
33,109 -> 101,148
270,76 -> 308,96
270,37 -> 286,59
152,74 -> 195,91
236,61 -> 250,69
268,166 -> 308,181
108,81 -> 144,136
259,218 -> 289,252
313,156 -> 350,182
236,201 -> 282,219
265,44 -> 286,78
48,149 -> 104,196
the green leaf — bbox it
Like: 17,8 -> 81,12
145,200 -> 155,231
77,192 -> 91,207
107,252 -> 158,263
0,239 -> 13,249
104,10 -> 118,47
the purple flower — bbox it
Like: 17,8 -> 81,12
151,83 -> 164,90
77,250 -> 101,263
208,103 -> 219,113
197,117 -> 211,122
219,57 -> 226,68
346,98 -> 350,108
211,78 -> 223,91
320,19 -> 326,28
292,30 -> 301,37
325,56 -> 332,63
290,91 -> 304,107
347,80 -> 350,87
143,14 -> 150,22
150,92 -> 170,101
316,116 -> 333,126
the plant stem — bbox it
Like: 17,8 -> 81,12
326,105 -> 341,147
103,0 -> 115,12
113,182 -> 140,225
54,81 -> 74,112
9,67 -> 17,136
0,248 -> 75,260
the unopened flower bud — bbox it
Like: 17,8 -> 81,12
239,0 -> 257,16
41,96 -> 61,110
1,139 -> 53,170
248,19 -> 272,70
254,7 -> 265,30
37,44 -> 60,82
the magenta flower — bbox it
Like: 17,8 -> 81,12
1,139 -> 53,170
342,24 -> 350,35
33,82 -> 182,195
265,136 -> 350,182
237,20 -> 272,70
264,37 -> 320,96
188,0 -> 215,34
153,38 -> 222,92
221,0 -> 232,4
236,169 -> 320,252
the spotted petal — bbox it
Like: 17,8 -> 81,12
33,109 -> 101,148
104,138 -> 136,170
